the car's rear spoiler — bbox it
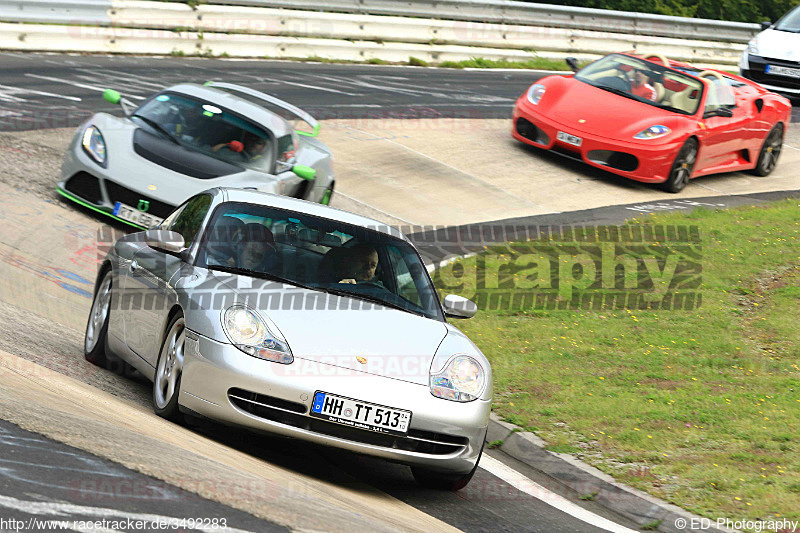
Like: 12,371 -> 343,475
203,81 -> 320,137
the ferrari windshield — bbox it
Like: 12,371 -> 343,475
575,54 -> 705,115
774,6 -> 800,32
197,202 -> 443,320
132,92 -> 281,173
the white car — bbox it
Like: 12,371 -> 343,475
740,7 -> 800,98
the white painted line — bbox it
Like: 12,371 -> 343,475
0,494 -> 256,533
0,84 -> 82,102
479,455 -> 640,533
23,74 -> 145,100
784,143 -> 800,152
282,79 -> 362,97
334,191 -> 417,225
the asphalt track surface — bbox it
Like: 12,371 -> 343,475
0,52 -> 535,132
0,52 -> 799,532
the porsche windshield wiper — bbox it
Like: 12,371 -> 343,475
131,114 -> 181,145
320,286 -> 425,316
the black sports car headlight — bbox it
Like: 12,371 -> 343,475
81,125 -> 107,166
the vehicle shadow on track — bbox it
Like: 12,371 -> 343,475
512,141 -> 657,192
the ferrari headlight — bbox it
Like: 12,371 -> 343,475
81,126 -> 106,165
634,125 -> 671,140
430,355 -> 485,402
747,37 -> 759,55
222,305 -> 293,364
526,84 -> 546,105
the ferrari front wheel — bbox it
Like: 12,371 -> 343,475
662,138 -> 698,193
752,123 -> 783,177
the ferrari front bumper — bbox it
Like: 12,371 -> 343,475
512,96 -> 683,184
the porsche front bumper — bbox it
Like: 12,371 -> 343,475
179,331 -> 490,474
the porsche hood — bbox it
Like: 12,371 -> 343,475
209,272 -> 449,386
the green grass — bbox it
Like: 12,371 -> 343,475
408,56 -> 429,67
438,57 -> 570,70
436,199 -> 800,520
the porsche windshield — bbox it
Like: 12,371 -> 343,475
196,202 -> 443,320
575,54 -> 705,115
132,92 -> 277,173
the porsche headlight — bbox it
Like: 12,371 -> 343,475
430,355 -> 485,402
222,305 -> 293,364
634,125 -> 671,140
747,37 -> 759,55
81,125 -> 106,166
526,84 -> 546,105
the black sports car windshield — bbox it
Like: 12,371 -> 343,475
132,92 -> 276,173
197,202 -> 444,321
774,6 -> 800,32
575,54 -> 705,115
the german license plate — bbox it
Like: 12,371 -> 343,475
310,391 -> 411,436
113,202 -> 163,228
766,65 -> 800,78
557,131 -> 583,146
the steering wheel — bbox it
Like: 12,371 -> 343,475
645,54 -> 672,67
597,75 -> 631,92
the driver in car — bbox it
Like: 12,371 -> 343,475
630,67 -> 657,101
212,132 -> 267,163
336,244 -> 379,284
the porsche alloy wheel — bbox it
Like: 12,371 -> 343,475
153,314 -> 186,423
752,124 -> 783,177
84,271 -> 112,364
662,138 -> 698,193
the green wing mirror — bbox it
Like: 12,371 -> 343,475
292,165 -> 316,181
103,89 -> 121,104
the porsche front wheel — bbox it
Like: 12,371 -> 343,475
84,270 -> 113,365
662,138 -> 698,193
153,314 -> 186,423
752,124 -> 783,177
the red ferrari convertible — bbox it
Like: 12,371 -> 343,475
512,52 -> 791,192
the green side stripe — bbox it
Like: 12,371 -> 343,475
56,188 -> 146,230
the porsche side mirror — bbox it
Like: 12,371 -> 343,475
292,165 -> 316,181
442,294 -> 477,319
145,229 -> 186,254
103,88 -> 136,116
565,57 -> 580,73
761,21 -> 772,30
704,107 -> 734,119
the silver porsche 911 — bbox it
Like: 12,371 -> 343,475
58,82 -> 335,230
85,188 -> 491,490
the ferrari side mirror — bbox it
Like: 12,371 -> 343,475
565,57 -> 580,73
760,21 -> 772,30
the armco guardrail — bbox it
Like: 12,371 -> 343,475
203,0 -> 760,44
0,0 -> 110,24
0,0 -> 749,67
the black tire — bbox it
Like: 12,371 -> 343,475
84,270 -> 113,366
751,123 -> 784,177
661,138 -> 698,193
153,313 -> 186,424
412,439 -> 484,491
